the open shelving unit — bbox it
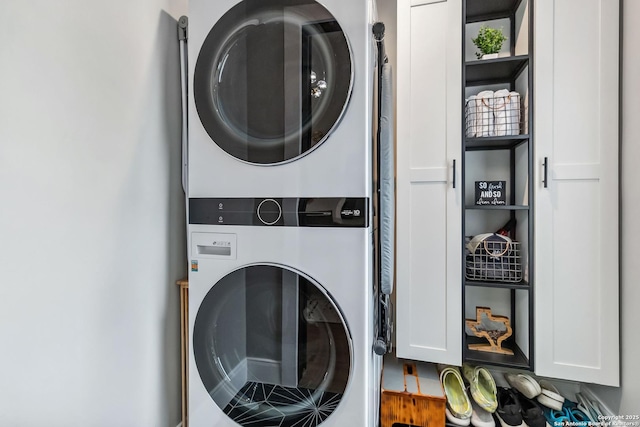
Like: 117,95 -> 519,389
461,0 -> 534,370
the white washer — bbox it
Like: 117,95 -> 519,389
187,0 -> 376,197
188,197 -> 380,427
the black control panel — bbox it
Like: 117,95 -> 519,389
189,198 -> 369,228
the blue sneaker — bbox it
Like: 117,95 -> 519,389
541,406 -> 570,427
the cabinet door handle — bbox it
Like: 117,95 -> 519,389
543,157 -> 548,188
452,159 -> 457,188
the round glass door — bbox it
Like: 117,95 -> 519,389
194,0 -> 352,164
193,264 -> 352,426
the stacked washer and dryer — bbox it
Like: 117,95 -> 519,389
181,0 -> 389,426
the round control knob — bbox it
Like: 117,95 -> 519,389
257,199 -> 282,225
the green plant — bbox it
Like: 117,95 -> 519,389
472,26 -> 507,59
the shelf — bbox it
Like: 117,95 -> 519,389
465,134 -> 529,151
463,336 -> 531,370
465,204 -> 529,211
465,55 -> 529,86
465,0 -> 524,22
464,279 -> 529,289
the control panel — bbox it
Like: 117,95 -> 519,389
189,197 -> 368,227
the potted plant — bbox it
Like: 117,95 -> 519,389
472,25 -> 507,59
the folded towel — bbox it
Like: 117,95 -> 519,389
493,89 -> 510,136
493,89 -> 521,136
465,96 -> 478,138
476,90 -> 494,137
508,91 -> 521,135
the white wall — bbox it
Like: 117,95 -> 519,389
588,0 -> 640,413
0,0 -> 187,425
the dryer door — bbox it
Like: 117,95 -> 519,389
193,264 -> 352,426
194,0 -> 352,165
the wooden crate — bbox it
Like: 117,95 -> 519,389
380,355 -> 446,427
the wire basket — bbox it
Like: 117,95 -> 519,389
465,91 -> 526,138
465,235 -> 522,282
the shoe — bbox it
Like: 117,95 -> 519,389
567,406 -> 592,425
447,408 -> 472,426
440,366 -> 473,421
462,363 -> 498,412
538,380 -> 561,394
504,373 -> 542,399
575,392 -> 603,422
542,406 -> 571,426
536,380 -> 564,411
495,387 -> 524,427
471,399 -> 495,427
514,391 -> 546,427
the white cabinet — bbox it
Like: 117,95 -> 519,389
534,0 -> 620,386
396,0 -> 620,387
395,0 -> 462,365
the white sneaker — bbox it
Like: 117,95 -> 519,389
536,380 -> 564,411
447,407 -> 472,426
471,400 -> 496,427
504,373 -> 542,399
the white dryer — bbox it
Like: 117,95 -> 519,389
187,0 -> 376,197
188,197 -> 380,427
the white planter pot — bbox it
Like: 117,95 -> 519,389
481,53 -> 499,60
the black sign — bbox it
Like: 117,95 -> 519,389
475,181 -> 506,205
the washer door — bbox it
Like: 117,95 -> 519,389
194,0 -> 352,164
193,264 -> 352,426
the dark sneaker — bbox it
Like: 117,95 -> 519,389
496,387 -> 524,427
515,390 -> 546,427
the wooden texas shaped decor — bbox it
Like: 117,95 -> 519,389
466,306 -> 514,355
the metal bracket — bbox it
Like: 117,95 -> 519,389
373,22 -> 385,42
374,294 -> 394,355
178,15 -> 188,41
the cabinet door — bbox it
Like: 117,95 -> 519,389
534,0 -> 619,386
396,0 -> 462,365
